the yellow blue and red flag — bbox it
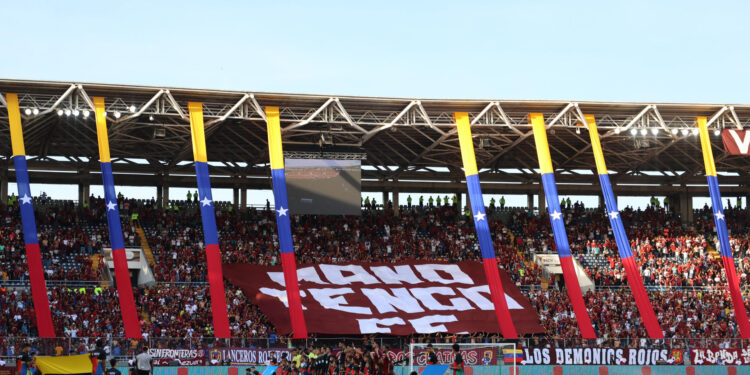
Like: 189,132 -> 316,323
265,106 -> 308,338
92,97 -> 142,338
530,113 -> 596,339
188,102 -> 231,338
696,116 -> 750,338
5,93 -> 55,337
454,112 -> 517,338
584,114 -> 663,339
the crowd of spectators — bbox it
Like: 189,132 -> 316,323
1,193 -> 750,356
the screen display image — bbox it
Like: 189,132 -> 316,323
284,158 -> 361,215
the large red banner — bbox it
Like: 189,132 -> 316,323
690,348 -> 750,365
721,129 -> 750,155
223,261 -> 544,335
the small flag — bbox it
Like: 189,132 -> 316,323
503,349 -> 523,364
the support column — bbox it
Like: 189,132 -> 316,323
679,191 -> 688,225
598,194 -> 605,210
233,186 -> 239,209
393,188 -> 400,216
77,185 -> 84,206
156,184 -> 163,207
382,190 -> 388,210
240,186 -> 247,211
77,168 -> 90,207
679,189 -> 693,225
163,183 -> 170,207
1,169 -> 8,204
527,193 -> 534,211
670,192 -> 680,217
538,184 -> 546,214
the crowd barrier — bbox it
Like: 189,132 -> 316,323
4,337 -> 750,358
105,366 -> 750,375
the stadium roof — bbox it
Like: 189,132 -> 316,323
1,79 -> 749,196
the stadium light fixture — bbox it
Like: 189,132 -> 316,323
24,108 -> 31,115
714,129 -> 721,136
32,108 -> 39,115
681,128 -> 689,136
72,109 -> 80,117
114,111 -> 122,119
57,109 -> 64,116
671,128 -> 679,135
650,128 -> 659,135
129,105 -> 137,113
149,115 -> 155,121
630,128 -> 637,136
83,110 -> 90,118
575,127 -> 581,134
692,128 -> 699,135
639,128 -> 647,136
614,127 -> 620,134
64,109 -> 71,116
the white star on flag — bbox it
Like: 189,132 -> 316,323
608,211 -> 619,219
474,211 -> 486,221
200,196 -> 212,207
107,201 -> 117,211
715,212 -> 725,221
277,206 -> 288,216
550,210 -> 562,220
19,194 -> 32,205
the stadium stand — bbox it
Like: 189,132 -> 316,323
2,195 -> 750,359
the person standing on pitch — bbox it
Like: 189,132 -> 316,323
424,344 -> 438,365
90,340 -> 108,375
135,347 -> 152,375
17,345 -> 33,375
448,344 -> 464,375
105,359 -> 121,375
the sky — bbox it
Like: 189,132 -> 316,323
1,0 -> 748,208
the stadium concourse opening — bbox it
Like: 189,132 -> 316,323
1,80 -> 750,373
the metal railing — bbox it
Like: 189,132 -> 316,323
2,336 -> 750,358
0,280 -> 102,288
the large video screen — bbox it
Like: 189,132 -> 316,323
285,159 -> 361,216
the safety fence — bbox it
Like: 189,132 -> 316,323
3,336 -> 750,358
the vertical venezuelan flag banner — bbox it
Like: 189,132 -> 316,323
529,113 -> 596,338
584,114 -> 663,339
454,112 -> 517,338
92,97 -> 142,338
187,102 -> 231,338
5,93 -> 55,337
265,106 -> 308,338
696,116 -> 750,338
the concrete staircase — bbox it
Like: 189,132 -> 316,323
92,254 -> 110,288
132,220 -> 156,268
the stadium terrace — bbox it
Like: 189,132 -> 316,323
2,80 -> 750,375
